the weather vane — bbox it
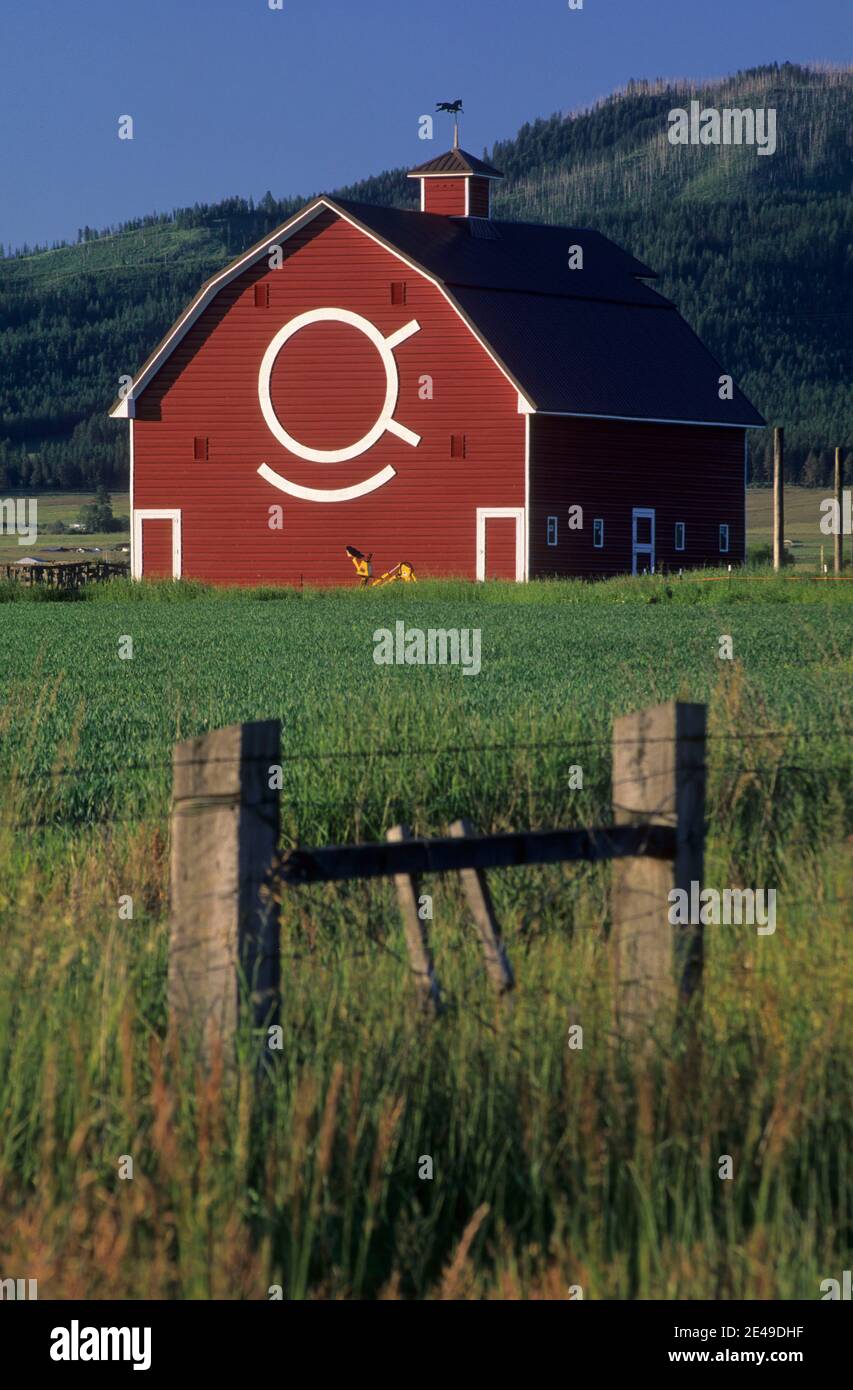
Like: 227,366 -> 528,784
436,99 -> 464,148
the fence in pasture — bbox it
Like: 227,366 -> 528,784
167,700 -> 707,1053
1,559 -> 129,588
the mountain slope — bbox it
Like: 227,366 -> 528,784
0,62 -> 849,489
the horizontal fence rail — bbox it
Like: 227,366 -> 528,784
167,699 -> 707,1054
280,823 -> 678,885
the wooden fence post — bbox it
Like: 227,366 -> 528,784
611,701 -> 706,1038
386,824 -> 443,1015
834,446 -> 844,576
450,818 -> 515,997
773,426 -> 785,571
168,720 -> 280,1058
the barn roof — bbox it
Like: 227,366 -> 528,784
332,199 -> 765,427
109,194 -> 765,427
408,147 -> 505,178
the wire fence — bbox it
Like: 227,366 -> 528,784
4,736 -> 851,832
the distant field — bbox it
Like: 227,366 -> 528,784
747,485 -> 841,568
0,489 -> 130,563
0,487 -> 840,570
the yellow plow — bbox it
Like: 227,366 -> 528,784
346,545 -> 417,587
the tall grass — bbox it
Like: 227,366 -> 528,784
0,581 -> 850,1298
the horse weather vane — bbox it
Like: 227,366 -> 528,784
436,99 -> 464,148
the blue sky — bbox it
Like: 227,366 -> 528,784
1,0 -> 849,250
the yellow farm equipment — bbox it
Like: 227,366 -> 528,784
346,545 -> 417,587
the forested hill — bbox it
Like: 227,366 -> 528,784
1,62 -> 849,491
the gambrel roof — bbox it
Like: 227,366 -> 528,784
109,195 -> 764,428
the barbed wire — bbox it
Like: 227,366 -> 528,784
4,721 -> 852,787
5,759 -> 851,832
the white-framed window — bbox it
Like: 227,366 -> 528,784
593,518 -> 604,548
675,521 -> 686,551
719,524 -> 730,553
546,515 -> 558,547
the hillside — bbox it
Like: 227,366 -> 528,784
0,62 -> 849,491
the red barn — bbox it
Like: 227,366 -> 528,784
110,143 -> 764,584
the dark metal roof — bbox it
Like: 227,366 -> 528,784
334,200 -> 661,301
332,199 -> 765,426
452,287 -> 765,423
407,147 -> 505,178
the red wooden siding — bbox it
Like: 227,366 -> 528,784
422,178 -> 469,216
467,178 -> 491,218
483,517 -> 518,580
529,415 -> 746,578
133,209 -> 525,586
141,518 -> 173,577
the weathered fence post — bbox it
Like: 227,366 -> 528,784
450,818 -> 515,997
772,426 -> 785,571
834,446 -> 844,576
168,720 -> 280,1058
386,824 -> 443,1015
611,701 -> 706,1038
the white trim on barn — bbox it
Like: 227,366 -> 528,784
132,508 -> 182,580
109,197 -> 536,420
524,414 -> 531,580
128,417 -> 135,577
476,506 -> 526,582
631,507 -> 656,575
534,409 -> 761,430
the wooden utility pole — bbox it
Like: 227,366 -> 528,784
772,426 -> 785,571
168,720 -> 281,1058
834,446 -> 844,575
610,701 -> 706,1038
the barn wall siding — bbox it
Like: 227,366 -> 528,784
467,179 -> 491,218
134,210 -> 525,586
529,414 -> 746,578
422,179 -> 469,216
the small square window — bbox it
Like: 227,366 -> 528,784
193,436 -> 209,462
719,524 -> 730,553
675,522 -> 686,551
390,281 -> 407,306
450,433 -> 466,459
593,518 -> 604,548
546,516 -> 558,546
253,283 -> 269,308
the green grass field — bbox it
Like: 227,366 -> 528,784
0,570 -> 850,1299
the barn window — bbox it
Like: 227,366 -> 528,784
675,522 -> 686,551
546,516 -> 558,547
719,524 -> 730,553
593,518 -> 604,548
254,283 -> 270,308
390,281 -> 407,306
193,436 -> 209,462
450,433 -> 467,459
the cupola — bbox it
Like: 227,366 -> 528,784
408,136 -> 504,218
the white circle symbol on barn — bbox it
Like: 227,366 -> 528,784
257,307 -> 421,502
